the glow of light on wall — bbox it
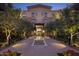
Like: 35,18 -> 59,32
51,43 -> 66,49
43,30 -> 45,33
37,28 -> 42,31
35,36 -> 42,40
12,43 -> 27,48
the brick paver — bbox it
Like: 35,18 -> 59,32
0,36 -> 79,56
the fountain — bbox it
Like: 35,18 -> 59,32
34,36 -> 45,45
31,36 -> 48,47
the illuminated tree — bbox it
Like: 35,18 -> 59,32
16,19 -> 34,38
0,7 -> 21,45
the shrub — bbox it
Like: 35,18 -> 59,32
0,50 -> 21,56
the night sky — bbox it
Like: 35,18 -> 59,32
13,3 -> 69,10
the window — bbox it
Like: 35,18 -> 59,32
44,19 -> 48,23
32,19 -> 36,20
32,19 -> 36,23
44,19 -> 47,20
44,12 -> 48,17
32,12 -> 36,17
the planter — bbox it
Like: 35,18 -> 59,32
0,50 -> 21,56
57,50 -> 79,56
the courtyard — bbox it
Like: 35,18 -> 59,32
0,3 -> 79,56
0,36 -> 79,56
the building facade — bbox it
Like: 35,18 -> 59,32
22,4 -> 54,24
21,4 -> 63,36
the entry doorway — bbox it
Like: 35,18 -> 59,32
34,23 -> 45,36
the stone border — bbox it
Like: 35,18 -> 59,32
31,36 -> 48,46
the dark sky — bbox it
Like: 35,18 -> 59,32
13,3 -> 69,10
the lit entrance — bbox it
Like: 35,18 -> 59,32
34,23 -> 45,37
32,23 -> 46,46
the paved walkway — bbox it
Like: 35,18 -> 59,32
0,36 -> 79,56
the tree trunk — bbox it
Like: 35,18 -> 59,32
70,33 -> 73,46
23,32 -> 26,39
7,30 -> 11,45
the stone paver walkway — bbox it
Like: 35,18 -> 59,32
0,36 -> 79,56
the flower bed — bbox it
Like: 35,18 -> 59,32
57,50 -> 79,56
0,50 -> 21,56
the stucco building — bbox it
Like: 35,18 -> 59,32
21,4 -> 63,36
